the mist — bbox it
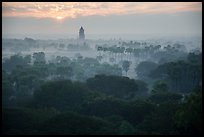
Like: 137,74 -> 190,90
2,10 -> 202,39
2,2 -> 202,135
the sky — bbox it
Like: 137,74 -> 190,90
2,2 -> 202,40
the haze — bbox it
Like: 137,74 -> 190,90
2,2 -> 202,40
2,2 -> 202,135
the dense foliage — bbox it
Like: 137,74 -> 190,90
2,42 -> 202,135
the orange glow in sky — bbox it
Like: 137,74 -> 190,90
2,2 -> 202,20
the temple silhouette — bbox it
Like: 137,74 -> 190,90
79,26 -> 85,40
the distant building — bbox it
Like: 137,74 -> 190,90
79,26 -> 85,40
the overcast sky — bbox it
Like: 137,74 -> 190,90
2,2 -> 202,39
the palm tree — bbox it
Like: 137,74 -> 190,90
125,48 -> 133,61
122,60 -> 130,76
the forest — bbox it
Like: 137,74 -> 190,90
2,37 -> 202,135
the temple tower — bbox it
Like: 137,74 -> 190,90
79,26 -> 85,40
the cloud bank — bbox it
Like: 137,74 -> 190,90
2,2 -> 202,20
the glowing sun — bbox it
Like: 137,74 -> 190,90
56,16 -> 64,20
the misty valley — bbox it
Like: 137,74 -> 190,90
2,36 -> 202,135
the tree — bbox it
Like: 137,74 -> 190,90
135,61 -> 158,80
59,43 -> 65,49
33,52 -> 46,65
149,59 -> 202,94
56,66 -> 73,80
86,75 -> 140,99
148,81 -> 182,105
136,102 -> 180,135
125,48 -> 133,61
151,81 -> 168,94
122,60 -> 131,76
174,87 -> 202,135
81,96 -> 125,117
2,107 -> 60,135
3,54 -> 30,73
41,111 -> 116,135
24,55 -> 31,64
187,52 -> 202,65
2,70 -> 14,107
96,63 -> 122,76
33,80 -> 91,111
122,100 -> 155,126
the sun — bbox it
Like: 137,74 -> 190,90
56,16 -> 64,20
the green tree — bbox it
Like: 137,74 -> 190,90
87,75 -> 140,99
56,66 -> 73,80
33,80 -> 91,111
122,60 -> 131,76
174,87 -> 202,135
135,61 -> 158,80
33,52 -> 46,65
3,54 -> 30,72
41,111 -> 115,135
2,70 -> 14,107
151,81 -> 168,94
148,81 -> 182,105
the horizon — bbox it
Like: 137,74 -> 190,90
2,32 -> 202,41
2,2 -> 202,40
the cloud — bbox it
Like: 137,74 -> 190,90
2,2 -> 202,20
